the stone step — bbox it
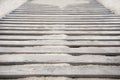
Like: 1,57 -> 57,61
0,35 -> 120,41
3,17 -> 120,20
1,24 -> 120,27
6,14 -> 118,17
5,17 -> 120,20
0,65 -> 120,78
13,9 -> 111,11
6,16 -> 118,19
13,10 -> 111,13
4,16 -> 120,19
0,40 -> 120,47
10,11 -> 111,13
0,77 -> 118,80
0,47 -> 120,55
0,54 -> 119,65
1,27 -> 120,31
13,6 -> 108,8
15,6 -> 108,8
0,31 -> 120,35
1,21 -> 120,25
9,13 -> 111,15
3,18 -> 120,21
14,8 -> 110,10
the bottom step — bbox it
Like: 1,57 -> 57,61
0,65 -> 120,78
0,77 -> 119,80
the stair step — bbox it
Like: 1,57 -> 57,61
0,35 -> 120,40
0,47 -> 120,55
1,21 -> 120,25
0,54 -> 119,65
2,19 -> 120,22
0,31 -> 120,35
0,65 -> 120,78
6,14 -> 118,17
1,24 -> 120,27
1,27 -> 120,31
0,41 -> 120,47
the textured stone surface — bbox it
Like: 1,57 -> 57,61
0,77 -> 119,80
0,40 -> 120,47
0,54 -> 120,65
0,65 -> 120,78
0,0 -> 120,80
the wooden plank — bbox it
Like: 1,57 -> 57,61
0,47 -> 120,55
0,65 -> 120,78
0,41 -> 120,47
0,35 -> 120,40
0,54 -> 119,65
0,31 -> 120,35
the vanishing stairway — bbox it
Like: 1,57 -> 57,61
0,0 -> 120,79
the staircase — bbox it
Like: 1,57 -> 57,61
0,0 -> 120,80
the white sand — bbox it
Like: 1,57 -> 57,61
0,0 -> 27,19
97,0 -> 120,15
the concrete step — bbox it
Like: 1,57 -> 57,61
5,17 -> 120,20
0,35 -> 120,41
9,13 -> 112,15
13,10 -> 111,13
0,54 -> 119,65
6,14 -> 118,17
0,31 -> 120,35
1,21 -> 120,25
0,40 -> 120,47
0,46 -> 120,55
11,11 -> 111,13
1,24 -> 120,27
0,77 -> 119,80
2,19 -> 120,22
3,15 -> 120,18
0,65 -> 120,78
1,27 -> 120,31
